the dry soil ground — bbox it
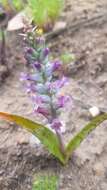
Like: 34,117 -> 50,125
0,0 -> 107,189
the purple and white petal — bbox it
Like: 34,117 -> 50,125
52,60 -> 62,71
43,47 -> 50,57
20,72 -> 30,81
33,61 -> 41,70
35,106 -> 50,118
56,95 -> 71,108
50,118 -> 62,131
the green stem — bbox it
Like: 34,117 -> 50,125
56,130 -> 65,155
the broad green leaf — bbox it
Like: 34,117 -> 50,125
0,112 -> 65,164
65,113 -> 107,163
1,112 -> 107,165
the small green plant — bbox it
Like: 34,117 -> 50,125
27,0 -> 64,29
32,175 -> 58,190
60,53 -> 75,65
0,27 -> 107,165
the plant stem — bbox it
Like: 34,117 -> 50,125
56,130 -> 65,155
48,94 -> 66,155
0,28 -> 6,65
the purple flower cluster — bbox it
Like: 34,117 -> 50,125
21,33 -> 71,132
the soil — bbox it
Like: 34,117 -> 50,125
0,0 -> 107,189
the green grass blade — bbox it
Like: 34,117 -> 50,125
0,112 -> 65,164
65,113 -> 107,163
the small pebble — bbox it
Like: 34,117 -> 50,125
53,21 -> 67,31
93,162 -> 104,176
89,106 -> 100,117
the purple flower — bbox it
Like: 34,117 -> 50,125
44,81 -> 55,93
32,95 -> 51,104
35,83 -> 47,94
56,77 -> 68,88
30,73 -> 43,83
45,81 -> 52,91
52,60 -> 62,71
33,61 -> 41,70
21,30 -> 72,133
56,95 -> 70,108
44,64 -> 53,78
25,47 -> 34,54
51,119 -> 62,131
36,106 -> 50,118
25,83 -> 36,93
43,48 -> 50,57
20,72 -> 43,83
20,73 -> 30,81
36,37 -> 45,45
44,77 -> 68,94
44,61 -> 62,78
49,77 -> 68,92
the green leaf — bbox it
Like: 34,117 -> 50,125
0,112 -> 65,164
65,113 -> 107,163
1,112 -> 107,165
27,0 -> 64,26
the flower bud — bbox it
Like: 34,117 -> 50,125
43,47 -> 50,57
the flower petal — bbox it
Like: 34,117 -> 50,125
56,95 -> 71,108
36,106 -> 50,118
51,118 -> 62,131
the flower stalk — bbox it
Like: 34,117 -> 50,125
0,28 -> 6,65
20,26 -> 71,142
